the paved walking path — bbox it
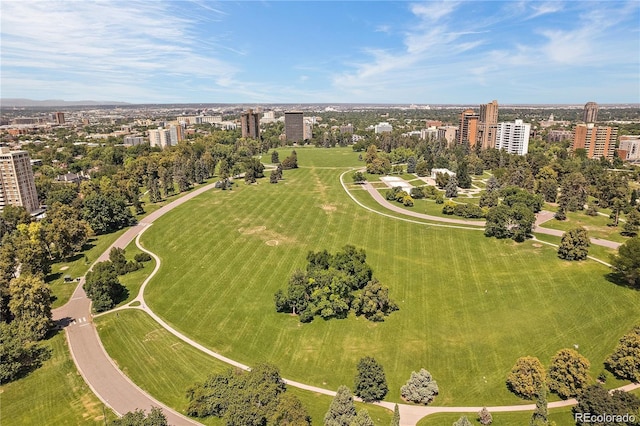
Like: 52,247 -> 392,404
52,173 -> 636,426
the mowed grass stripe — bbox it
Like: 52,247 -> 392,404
136,148 -> 640,406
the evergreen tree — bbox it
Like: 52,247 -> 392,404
406,156 -> 417,174
390,404 -> 400,426
456,160 -> 472,189
350,410 -> 374,426
453,416 -> 473,426
478,407 -> 493,425
271,150 -> 280,164
354,357 -> 388,402
529,384 -> 549,426
445,176 -> 458,198
324,386 -> 357,426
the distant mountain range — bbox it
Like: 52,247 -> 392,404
1,98 -> 131,107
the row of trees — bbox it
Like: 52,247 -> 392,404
274,246 -> 398,322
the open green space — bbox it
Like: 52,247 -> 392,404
48,229 -> 127,309
114,241 -> 157,307
0,331 -> 115,425
95,309 -> 391,426
416,406 -> 575,426
540,210 -> 628,243
138,148 -> 640,407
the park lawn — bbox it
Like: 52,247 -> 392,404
540,210 -> 628,243
411,197 -> 485,221
140,148 -> 640,407
113,241 -> 156,307
292,145 -> 362,168
416,406 -> 575,426
95,309 -> 391,426
48,228 -> 127,309
0,331 -> 115,425
532,233 -> 618,266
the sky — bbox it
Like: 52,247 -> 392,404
1,1 -> 639,104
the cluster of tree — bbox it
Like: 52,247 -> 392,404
0,274 -> 52,383
243,157 -> 265,184
274,246 -> 398,323
385,186 -> 414,207
111,407 -> 168,426
324,385 -> 383,426
270,163 -> 284,184
400,369 -> 439,405
281,150 -> 298,170
574,384 -> 639,426
186,363 -> 311,426
364,145 -> 391,175
442,201 -> 485,219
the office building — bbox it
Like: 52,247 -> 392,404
457,109 -> 479,147
0,147 -> 39,213
374,122 -> 393,133
583,102 -> 598,123
285,112 -> 304,142
495,120 -> 531,155
572,123 -> 618,159
241,109 -> 261,139
478,100 -> 498,149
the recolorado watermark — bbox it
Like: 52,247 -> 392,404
574,412 -> 636,423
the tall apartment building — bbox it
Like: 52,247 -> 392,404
457,109 -> 479,147
53,112 -> 65,124
478,100 -> 498,149
149,125 -> 183,149
495,119 -> 531,156
240,109 -> 261,139
0,147 -> 39,213
583,102 -> 598,123
572,123 -> 617,159
285,112 -> 304,142
437,126 -> 458,146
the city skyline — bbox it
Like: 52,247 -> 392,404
1,1 -> 639,104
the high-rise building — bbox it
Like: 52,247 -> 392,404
619,136 -> 640,161
0,147 -> 39,213
285,112 -> 304,142
457,109 -> 479,147
240,109 -> 261,139
583,102 -> 598,123
572,123 -> 617,159
495,119 -> 531,156
53,112 -> 65,124
149,125 -> 183,149
478,100 -> 498,149
437,126 -> 458,146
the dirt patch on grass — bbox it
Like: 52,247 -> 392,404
238,226 -> 266,235
532,243 -> 543,248
322,204 -> 337,212
60,266 -> 69,271
266,240 -> 279,246
143,328 -> 163,342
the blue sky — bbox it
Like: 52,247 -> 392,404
1,1 -> 639,104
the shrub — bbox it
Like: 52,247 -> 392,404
134,252 -> 152,262
400,369 -> 438,405
442,201 -> 456,215
402,196 -> 414,207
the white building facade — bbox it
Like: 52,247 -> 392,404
495,119 -> 531,155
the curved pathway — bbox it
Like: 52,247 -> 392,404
53,172 -> 636,426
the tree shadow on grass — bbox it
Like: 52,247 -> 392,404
604,272 -> 640,291
44,272 -> 62,283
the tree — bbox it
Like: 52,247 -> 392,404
42,203 -> 93,260
82,192 -> 135,235
390,404 -> 400,426
350,410 -> 374,426
400,369 -> 439,405
456,160 -> 472,189
270,170 -> 279,184
610,237 -> 640,287
453,416 -> 472,426
8,275 -> 52,341
352,279 -> 398,322
282,151 -> 298,169
445,176 -> 458,198
558,172 -> 588,211
622,209 -> 640,237
324,386 -> 357,426
111,407 -> 168,425
0,322 -> 50,383
547,349 -> 590,399
354,357 -> 388,402
557,227 -> 590,261
269,393 -> 311,426
407,156 -> 417,174
415,160 -> 429,177
506,356 -> 546,400
484,204 -> 512,239
352,171 -> 366,184
478,407 -> 493,425
271,150 -> 280,164
486,176 -> 500,192
479,190 -> 499,208
109,247 -> 128,275
529,384 -> 549,426
605,325 -> 640,382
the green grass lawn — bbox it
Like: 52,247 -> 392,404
48,229 -> 128,309
114,241 -> 156,307
539,210 -> 628,243
0,331 -> 116,425
410,197 -> 485,221
95,309 -> 391,426
416,406 -> 575,426
138,148 -> 640,407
